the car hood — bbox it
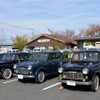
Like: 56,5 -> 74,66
63,62 -> 95,71
17,60 -> 40,67
0,60 -> 10,64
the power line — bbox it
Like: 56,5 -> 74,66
0,21 -> 33,30
0,21 -> 40,33
0,27 -> 31,33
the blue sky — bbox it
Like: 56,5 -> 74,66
0,0 -> 100,43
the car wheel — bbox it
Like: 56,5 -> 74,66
2,68 -> 12,79
36,71 -> 45,83
91,75 -> 99,92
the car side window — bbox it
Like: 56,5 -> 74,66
18,54 -> 24,60
87,52 -> 98,61
12,54 -> 19,60
56,53 -> 62,60
23,54 -> 30,59
18,54 -> 30,60
48,53 -> 56,60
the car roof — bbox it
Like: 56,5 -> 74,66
74,50 -> 100,53
0,53 -> 5,55
32,51 -> 62,54
5,52 -> 30,54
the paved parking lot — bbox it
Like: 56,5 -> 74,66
0,76 -> 100,100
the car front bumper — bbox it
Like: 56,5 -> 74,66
61,80 -> 92,86
14,74 -> 35,79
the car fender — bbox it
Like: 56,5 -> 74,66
1,66 -> 13,74
35,67 -> 47,76
91,70 -> 100,80
1,67 -> 7,73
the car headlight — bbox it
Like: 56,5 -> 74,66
58,67 -> 64,73
13,64 -> 17,69
82,68 -> 89,74
28,65 -> 32,70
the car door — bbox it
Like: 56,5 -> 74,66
46,53 -> 57,75
53,52 -> 67,74
5,54 -> 20,70
47,53 -> 63,74
53,52 -> 64,73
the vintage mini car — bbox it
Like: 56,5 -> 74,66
13,51 -> 67,83
0,52 -> 30,79
58,50 -> 100,91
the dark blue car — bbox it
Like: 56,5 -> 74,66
58,50 -> 100,92
0,52 -> 30,79
14,51 -> 67,83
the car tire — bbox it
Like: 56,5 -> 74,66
91,75 -> 99,92
35,71 -> 45,83
2,68 -> 12,79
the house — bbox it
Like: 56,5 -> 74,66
0,43 -> 18,53
75,37 -> 100,50
27,34 -> 77,51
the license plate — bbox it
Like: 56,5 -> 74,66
66,80 -> 76,86
18,75 -> 23,79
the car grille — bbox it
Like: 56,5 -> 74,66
17,68 -> 29,74
62,71 -> 83,80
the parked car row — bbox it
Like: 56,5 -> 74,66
0,50 -> 100,92
0,51 -> 67,81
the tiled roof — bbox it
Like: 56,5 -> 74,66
28,34 -> 77,45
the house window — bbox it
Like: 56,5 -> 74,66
48,46 -> 53,50
37,39 -> 50,43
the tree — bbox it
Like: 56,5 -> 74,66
79,24 -> 100,37
78,24 -> 100,46
11,35 -> 28,51
48,28 -> 77,40
48,29 -> 77,50
64,29 -> 76,39
85,24 -> 100,36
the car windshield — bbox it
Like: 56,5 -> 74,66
0,54 -> 4,60
1,54 -> 13,60
72,52 -> 99,62
30,52 -> 48,61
